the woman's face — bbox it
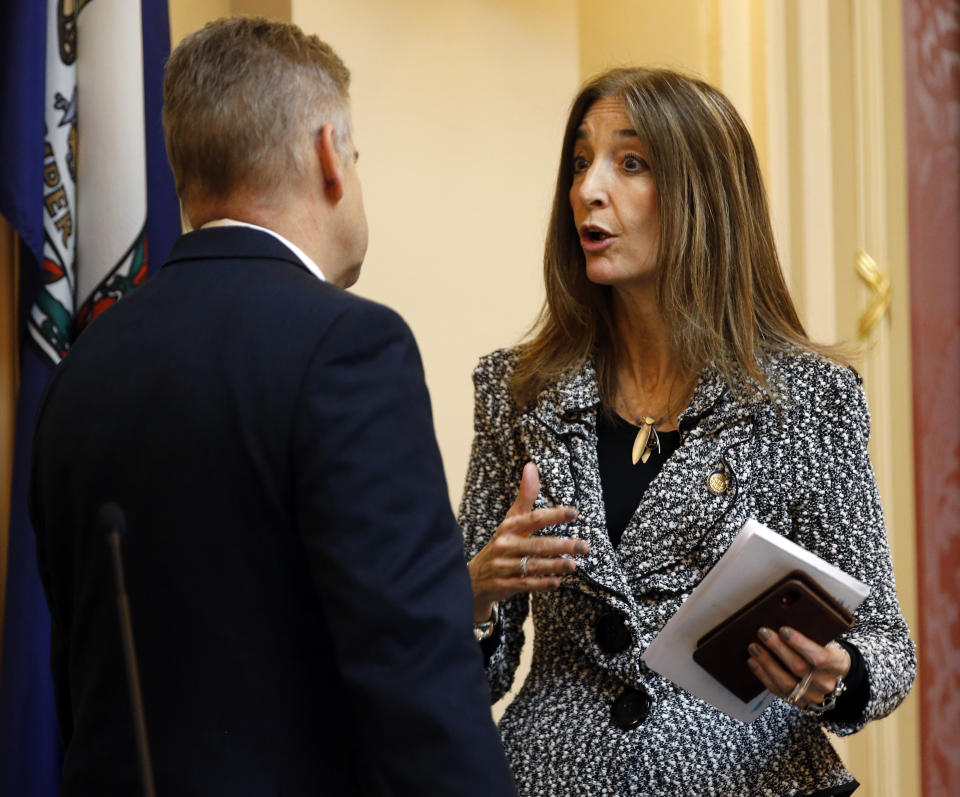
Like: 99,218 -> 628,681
569,97 -> 660,291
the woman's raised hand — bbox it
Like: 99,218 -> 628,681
467,462 -> 587,623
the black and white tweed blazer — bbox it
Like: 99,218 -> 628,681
459,347 -> 915,796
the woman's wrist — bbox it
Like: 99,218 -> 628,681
473,599 -> 495,625
473,603 -> 500,642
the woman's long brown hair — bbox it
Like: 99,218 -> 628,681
511,68 -> 841,410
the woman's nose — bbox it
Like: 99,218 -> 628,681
577,164 -> 608,207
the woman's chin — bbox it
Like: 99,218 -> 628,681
585,264 -> 656,291
585,261 -> 619,286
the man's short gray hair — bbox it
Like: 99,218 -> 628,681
163,16 -> 351,204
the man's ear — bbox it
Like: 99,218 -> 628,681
316,123 -> 344,203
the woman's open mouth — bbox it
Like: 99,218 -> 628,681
580,224 -> 615,252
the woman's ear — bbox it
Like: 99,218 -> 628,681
316,123 -> 344,202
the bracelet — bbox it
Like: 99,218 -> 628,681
801,674 -> 847,716
473,603 -> 500,642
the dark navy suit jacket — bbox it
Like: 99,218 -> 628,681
31,227 -> 516,796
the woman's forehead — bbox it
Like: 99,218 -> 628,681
576,97 -> 641,142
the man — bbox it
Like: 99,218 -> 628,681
30,18 -> 517,796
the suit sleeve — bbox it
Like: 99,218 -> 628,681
458,352 -> 530,703
788,366 -> 916,735
291,301 -> 516,797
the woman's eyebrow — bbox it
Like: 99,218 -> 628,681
574,128 -> 639,140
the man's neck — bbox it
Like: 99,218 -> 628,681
198,218 -> 328,284
186,192 -> 331,280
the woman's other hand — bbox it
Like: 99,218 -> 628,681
467,462 -> 586,623
747,626 -> 852,708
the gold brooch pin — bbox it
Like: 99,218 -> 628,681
707,467 -> 728,495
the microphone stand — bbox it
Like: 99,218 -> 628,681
103,503 -> 157,797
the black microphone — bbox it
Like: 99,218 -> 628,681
101,502 -> 157,797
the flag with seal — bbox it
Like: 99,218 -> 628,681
0,2 -> 178,793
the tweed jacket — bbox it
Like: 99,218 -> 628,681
459,347 -> 915,796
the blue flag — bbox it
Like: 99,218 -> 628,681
0,2 -> 178,794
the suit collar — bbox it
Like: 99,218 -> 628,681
200,219 -> 327,282
163,226 -> 313,276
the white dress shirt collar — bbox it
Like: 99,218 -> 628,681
200,219 -> 326,282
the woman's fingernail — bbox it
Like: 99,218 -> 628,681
758,627 -> 773,641
747,659 -> 759,671
780,626 -> 792,640
564,559 -> 576,572
575,541 -> 589,554
748,644 -> 763,657
565,507 -> 578,520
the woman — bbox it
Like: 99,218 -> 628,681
460,68 -> 915,796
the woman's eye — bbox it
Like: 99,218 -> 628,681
623,154 -> 649,173
572,155 -> 590,174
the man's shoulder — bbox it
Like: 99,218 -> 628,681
158,228 -> 410,335
315,287 -> 412,341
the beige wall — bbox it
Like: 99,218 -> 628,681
170,0 -> 231,46
170,0 -> 291,45
579,0 -> 720,83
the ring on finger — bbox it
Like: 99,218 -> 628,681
786,669 -> 817,706
520,555 -> 530,577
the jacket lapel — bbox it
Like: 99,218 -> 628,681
519,361 -> 634,601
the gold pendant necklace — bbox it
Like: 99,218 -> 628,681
630,416 -> 662,465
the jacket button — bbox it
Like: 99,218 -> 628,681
595,612 -> 632,654
611,688 -> 650,730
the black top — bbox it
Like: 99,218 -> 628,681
596,412 -> 681,547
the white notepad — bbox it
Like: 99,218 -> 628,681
641,518 -> 869,722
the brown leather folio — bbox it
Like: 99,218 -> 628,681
691,570 -> 854,702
